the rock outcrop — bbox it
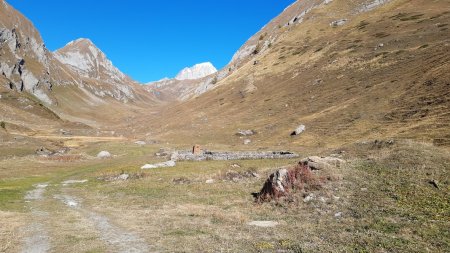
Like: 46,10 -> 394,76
0,2 -> 53,104
254,162 -> 324,202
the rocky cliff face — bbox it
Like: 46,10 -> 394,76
0,0 -> 53,104
0,0 -> 154,106
0,0 -> 160,129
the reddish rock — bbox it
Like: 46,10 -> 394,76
254,162 -> 323,203
192,144 -> 202,155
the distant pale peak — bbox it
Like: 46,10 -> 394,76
175,62 -> 217,81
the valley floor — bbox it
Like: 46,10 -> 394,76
0,135 -> 448,252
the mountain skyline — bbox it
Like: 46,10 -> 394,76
7,0 -> 296,83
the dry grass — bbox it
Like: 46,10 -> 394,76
128,0 -> 450,150
37,154 -> 84,162
0,138 -> 448,252
0,211 -> 25,253
0,0 -> 449,252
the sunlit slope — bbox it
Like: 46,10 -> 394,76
145,0 -> 450,148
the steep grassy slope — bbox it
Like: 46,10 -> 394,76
143,0 -> 450,149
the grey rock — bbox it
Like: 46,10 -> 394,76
62,180 -> 88,186
117,174 -> 130,181
97,151 -> 111,159
330,19 -> 348,27
303,193 -> 315,203
141,160 -> 176,169
247,221 -> 279,228
236,129 -> 256,136
36,147 -> 53,156
301,156 -> 345,170
291,125 -> 306,136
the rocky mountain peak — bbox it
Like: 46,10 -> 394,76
54,38 -> 126,82
175,62 -> 217,81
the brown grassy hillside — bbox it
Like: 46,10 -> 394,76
139,0 -> 450,150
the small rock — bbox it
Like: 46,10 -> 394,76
134,141 -> 146,146
330,19 -> 348,27
118,174 -> 130,181
59,129 -> 72,136
36,147 -> 53,156
291,125 -> 306,136
67,200 -> 78,207
236,130 -> 256,136
244,139 -> 251,145
247,221 -> 279,228
303,194 -> 315,203
360,188 -> 368,191
429,180 -> 439,189
141,164 -> 157,169
141,160 -> 176,170
231,163 -> 241,168
97,151 -> 111,159
172,177 -> 191,185
170,152 -> 179,161
251,172 -> 260,178
62,179 -> 88,186
205,179 -> 215,184
335,212 -> 343,218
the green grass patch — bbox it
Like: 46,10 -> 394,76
0,176 -> 51,211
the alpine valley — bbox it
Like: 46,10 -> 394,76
0,0 -> 449,252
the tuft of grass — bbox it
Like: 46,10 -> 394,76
0,176 -> 51,211
356,20 -> 370,30
345,142 -> 450,252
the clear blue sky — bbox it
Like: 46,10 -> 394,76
7,0 -> 294,83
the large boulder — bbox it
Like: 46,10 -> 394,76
97,151 -> 111,159
254,163 -> 322,202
